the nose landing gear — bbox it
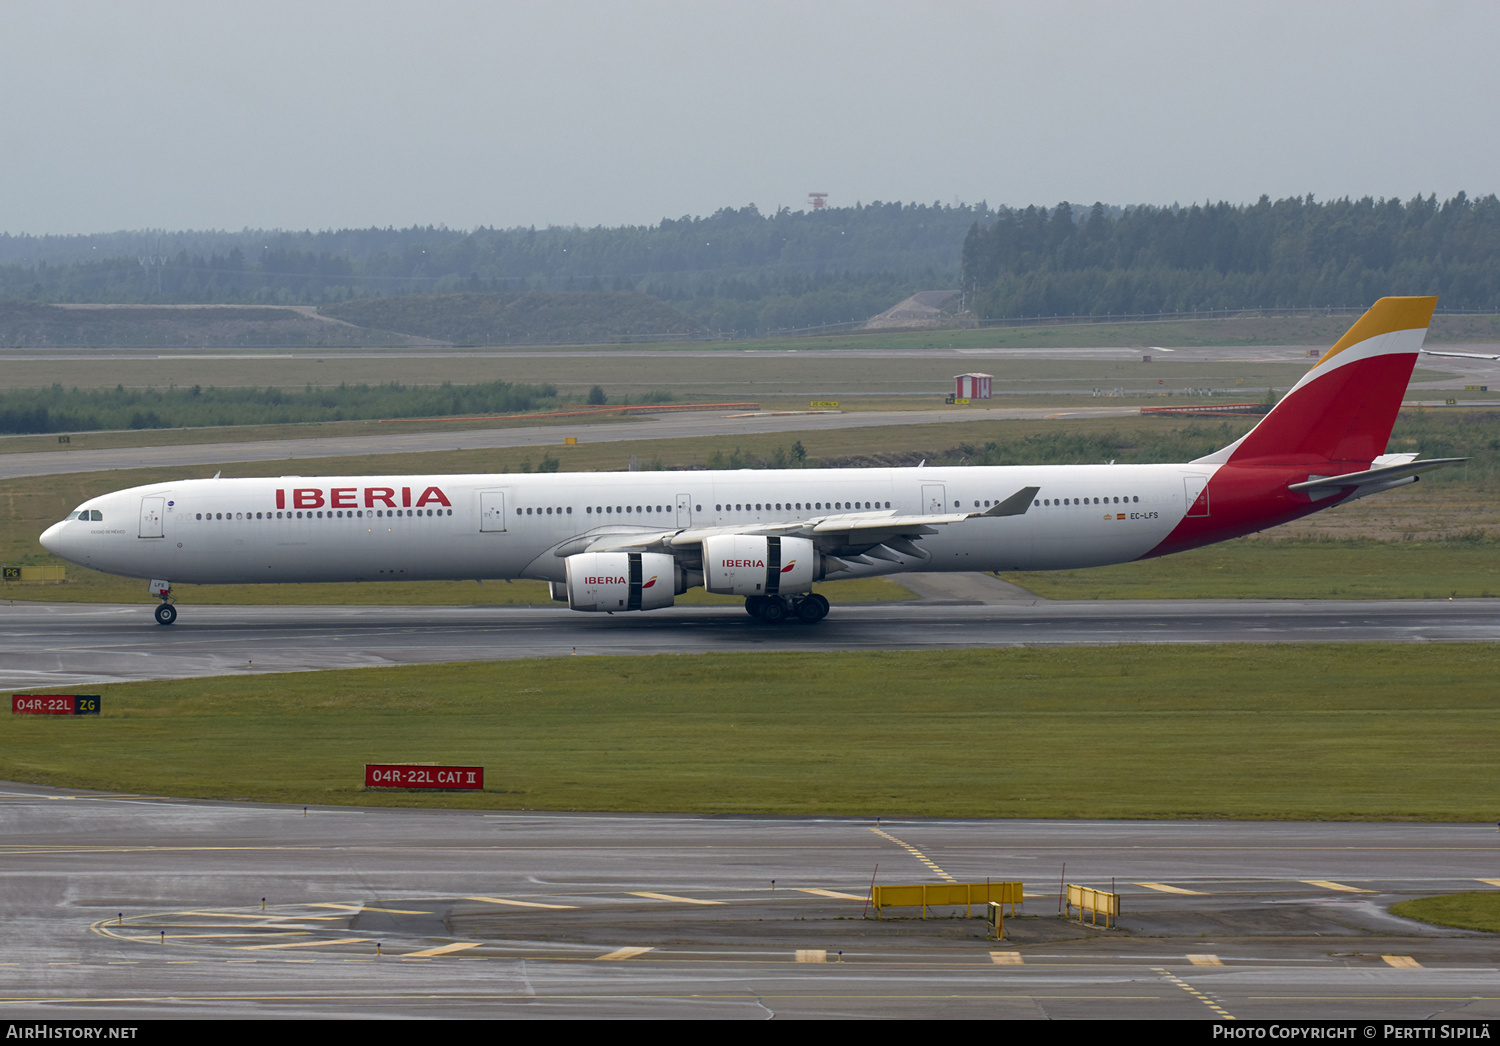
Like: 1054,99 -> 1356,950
149,579 -> 176,626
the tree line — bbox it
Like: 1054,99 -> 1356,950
10,193 -> 1500,333
961,193 -> 1500,318
0,202 -> 981,336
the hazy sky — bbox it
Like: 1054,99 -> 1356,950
3,0 -> 1496,234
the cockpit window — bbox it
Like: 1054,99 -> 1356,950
90,510 -> 103,521
68,509 -> 102,522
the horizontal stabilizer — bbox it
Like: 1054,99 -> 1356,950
1424,349 -> 1500,362
1288,457 -> 1465,498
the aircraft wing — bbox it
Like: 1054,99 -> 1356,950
558,484 -> 1039,557
802,483 -> 1039,537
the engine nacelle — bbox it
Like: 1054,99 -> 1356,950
563,552 -> 677,612
702,535 -> 816,597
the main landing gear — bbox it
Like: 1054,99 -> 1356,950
744,593 -> 829,624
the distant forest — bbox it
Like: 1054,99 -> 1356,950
6,194 -> 1500,336
961,193 -> 1500,318
0,202 -> 984,336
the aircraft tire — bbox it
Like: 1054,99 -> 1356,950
154,603 -> 177,626
796,596 -> 829,623
745,596 -> 767,617
758,597 -> 789,624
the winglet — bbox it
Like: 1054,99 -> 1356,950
980,485 -> 1040,518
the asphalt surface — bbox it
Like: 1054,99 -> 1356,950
2,782 -> 1496,1020
4,598 -> 1499,690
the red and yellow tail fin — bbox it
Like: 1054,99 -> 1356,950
1199,296 -> 1437,467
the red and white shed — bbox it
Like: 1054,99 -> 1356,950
954,373 -> 992,400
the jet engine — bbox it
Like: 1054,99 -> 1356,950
702,535 -> 816,597
562,551 -> 678,612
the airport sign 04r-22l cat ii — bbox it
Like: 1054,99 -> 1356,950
41,297 -> 1462,626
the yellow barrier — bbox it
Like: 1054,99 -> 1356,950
2,566 -> 66,582
870,881 -> 1022,919
1064,884 -> 1119,928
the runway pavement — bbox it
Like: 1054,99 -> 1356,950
1,782 -> 1496,1019
4,598 -> 1499,690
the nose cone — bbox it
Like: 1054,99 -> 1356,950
40,521 -> 68,559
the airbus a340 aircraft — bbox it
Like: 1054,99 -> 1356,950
41,296 -> 1460,626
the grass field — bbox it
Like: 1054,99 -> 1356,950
4,308 -> 1492,417
1005,536 -> 1500,600
0,350 -> 1322,401
4,308 -> 1499,365
1390,893 -> 1500,933
7,644 -> 1497,820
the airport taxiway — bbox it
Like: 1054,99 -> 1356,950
1,783 -> 1496,1020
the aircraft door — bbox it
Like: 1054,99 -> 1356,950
1184,476 -> 1210,517
922,483 -> 947,515
676,493 -> 692,527
139,497 -> 164,538
479,490 -> 508,532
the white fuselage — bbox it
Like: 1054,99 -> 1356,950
41,464 -> 1211,586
